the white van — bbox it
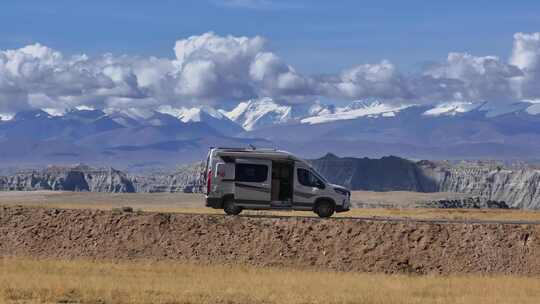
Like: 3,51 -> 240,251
203,147 -> 350,217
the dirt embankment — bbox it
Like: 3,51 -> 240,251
1,206 -> 539,275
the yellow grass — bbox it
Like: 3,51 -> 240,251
1,257 -> 539,304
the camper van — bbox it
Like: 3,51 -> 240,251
203,147 -> 350,218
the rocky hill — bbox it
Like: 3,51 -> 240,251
418,161 -> 540,209
309,154 -> 436,192
310,155 -> 540,209
0,164 -> 202,194
3,156 -> 540,209
0,165 -> 135,192
131,163 -> 203,193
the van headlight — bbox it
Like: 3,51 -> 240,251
334,187 -> 349,197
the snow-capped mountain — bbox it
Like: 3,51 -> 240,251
103,108 -> 152,128
158,105 -> 243,136
223,97 -> 336,131
422,101 -> 538,118
0,107 -> 264,166
301,100 -> 411,124
301,100 -> 540,125
3,98 -> 540,166
223,98 -> 295,131
422,101 -> 480,117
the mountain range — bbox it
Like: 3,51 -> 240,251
2,98 -> 540,168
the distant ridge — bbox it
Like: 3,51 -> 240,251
310,154 -> 540,209
2,99 -> 540,166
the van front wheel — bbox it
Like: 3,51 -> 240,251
223,197 -> 242,216
315,200 -> 335,218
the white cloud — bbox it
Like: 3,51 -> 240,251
172,32 -> 264,102
422,52 -> 522,101
325,60 -> 411,101
1,32 -> 540,114
511,32 -> 540,98
176,60 -> 218,97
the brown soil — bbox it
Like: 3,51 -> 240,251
1,206 -> 539,275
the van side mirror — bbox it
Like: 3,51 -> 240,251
316,180 -> 325,189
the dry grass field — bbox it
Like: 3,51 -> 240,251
1,190 -> 540,222
1,257 -> 540,304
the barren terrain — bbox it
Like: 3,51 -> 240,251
1,205 -> 539,275
1,192 -> 540,303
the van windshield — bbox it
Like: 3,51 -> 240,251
311,168 -> 328,184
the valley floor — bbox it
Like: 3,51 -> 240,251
1,257 -> 540,304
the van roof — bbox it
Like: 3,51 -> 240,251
212,147 -> 301,161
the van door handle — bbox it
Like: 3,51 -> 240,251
261,183 -> 270,187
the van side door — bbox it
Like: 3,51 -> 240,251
234,158 -> 272,208
293,163 -> 326,210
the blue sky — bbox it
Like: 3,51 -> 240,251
1,0 -> 540,114
2,0 -> 540,74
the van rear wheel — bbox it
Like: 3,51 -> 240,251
223,197 -> 242,215
315,200 -> 335,218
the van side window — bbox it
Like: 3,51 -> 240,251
297,168 -> 325,189
236,164 -> 268,183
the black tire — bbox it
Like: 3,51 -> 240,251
223,197 -> 242,215
315,200 -> 335,218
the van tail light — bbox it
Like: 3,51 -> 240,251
207,170 -> 212,195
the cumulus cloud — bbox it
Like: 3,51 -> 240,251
173,32 -> 264,101
511,32 -> 540,98
324,60 -> 412,101
0,43 -> 157,112
1,31 -> 540,114
421,53 -> 522,101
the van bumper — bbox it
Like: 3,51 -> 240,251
205,197 -> 222,209
335,205 -> 350,213
336,198 -> 350,213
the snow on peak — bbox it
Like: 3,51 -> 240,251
224,98 -> 294,131
157,105 -> 226,123
422,101 -> 479,117
102,108 -> 157,127
0,113 -> 14,121
307,103 -> 335,116
301,100 -> 409,125
477,102 -> 532,118
75,105 -> 95,111
42,108 -> 66,117
343,99 -> 383,111
526,99 -> 540,115
156,104 -> 243,135
179,108 -> 204,123
423,101 -> 536,117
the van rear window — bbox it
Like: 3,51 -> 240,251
236,164 -> 268,183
